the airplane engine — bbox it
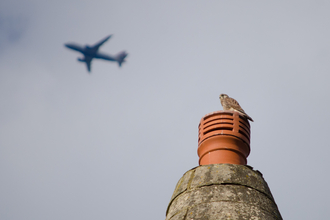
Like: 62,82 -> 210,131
77,58 -> 85,62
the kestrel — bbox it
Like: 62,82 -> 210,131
219,94 -> 254,122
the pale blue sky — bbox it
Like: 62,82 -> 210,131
1,1 -> 330,219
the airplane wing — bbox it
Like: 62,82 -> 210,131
64,43 -> 85,53
91,35 -> 112,50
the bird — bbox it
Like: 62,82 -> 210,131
219,94 -> 254,122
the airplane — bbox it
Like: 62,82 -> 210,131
64,35 -> 128,72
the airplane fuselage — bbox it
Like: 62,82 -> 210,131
83,46 -> 98,56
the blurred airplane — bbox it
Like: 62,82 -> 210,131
64,35 -> 128,72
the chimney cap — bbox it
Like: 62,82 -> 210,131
197,110 -> 251,165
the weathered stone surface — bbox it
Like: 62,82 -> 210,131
185,202 -> 276,220
166,164 -> 282,220
191,164 -> 274,200
169,209 -> 187,220
169,168 -> 196,203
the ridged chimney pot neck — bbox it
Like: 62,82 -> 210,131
197,110 -> 251,165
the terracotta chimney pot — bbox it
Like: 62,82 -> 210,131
198,110 -> 251,165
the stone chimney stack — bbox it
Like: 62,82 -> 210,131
165,111 -> 282,220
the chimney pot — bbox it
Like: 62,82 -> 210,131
198,110 -> 251,165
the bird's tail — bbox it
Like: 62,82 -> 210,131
244,114 -> 254,122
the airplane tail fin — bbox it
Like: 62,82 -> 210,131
115,51 -> 128,67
